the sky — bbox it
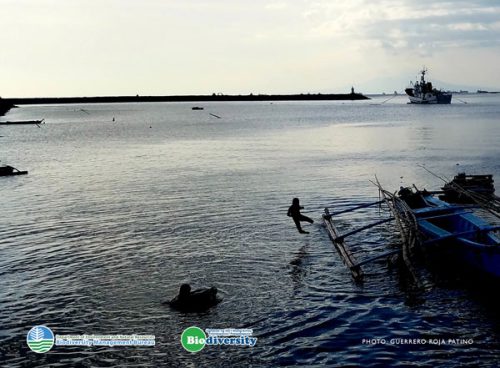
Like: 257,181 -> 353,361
1,0 -> 500,97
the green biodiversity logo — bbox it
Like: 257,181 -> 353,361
181,326 -> 207,352
27,326 -> 54,353
181,326 -> 258,353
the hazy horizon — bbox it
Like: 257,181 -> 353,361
1,1 -> 500,97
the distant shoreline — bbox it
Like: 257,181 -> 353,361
3,93 -> 369,106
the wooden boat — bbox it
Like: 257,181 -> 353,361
0,119 -> 44,125
0,165 -> 28,176
440,173 -> 495,203
398,188 -> 500,279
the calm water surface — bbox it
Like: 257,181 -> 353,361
1,95 -> 500,367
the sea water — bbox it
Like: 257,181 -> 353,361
1,94 -> 500,366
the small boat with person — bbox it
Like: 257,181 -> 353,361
405,68 -> 452,104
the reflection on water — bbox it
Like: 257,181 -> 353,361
1,95 -> 500,366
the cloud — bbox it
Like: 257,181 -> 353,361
301,0 -> 500,55
2,0 -> 499,95
265,1 -> 289,10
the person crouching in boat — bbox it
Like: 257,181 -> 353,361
287,197 -> 314,234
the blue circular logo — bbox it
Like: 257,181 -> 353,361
27,325 -> 54,353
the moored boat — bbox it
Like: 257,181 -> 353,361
398,188 -> 500,279
0,119 -> 44,125
405,68 -> 452,104
0,165 -> 28,176
440,173 -> 495,203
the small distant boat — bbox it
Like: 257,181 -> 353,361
405,68 -> 452,104
0,165 -> 28,176
0,119 -> 45,125
191,106 -> 204,110
399,188 -> 500,279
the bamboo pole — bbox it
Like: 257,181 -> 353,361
323,208 -> 364,281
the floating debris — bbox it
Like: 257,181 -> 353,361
0,119 -> 44,125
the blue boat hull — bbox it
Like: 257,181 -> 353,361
405,193 -> 500,279
454,238 -> 500,278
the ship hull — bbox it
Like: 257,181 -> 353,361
407,93 -> 452,104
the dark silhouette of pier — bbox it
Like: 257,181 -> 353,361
0,99 -> 15,116
2,92 -> 369,107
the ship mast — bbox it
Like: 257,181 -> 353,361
420,67 -> 427,84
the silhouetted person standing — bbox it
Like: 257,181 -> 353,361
287,198 -> 314,234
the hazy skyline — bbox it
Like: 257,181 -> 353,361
1,0 -> 500,97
